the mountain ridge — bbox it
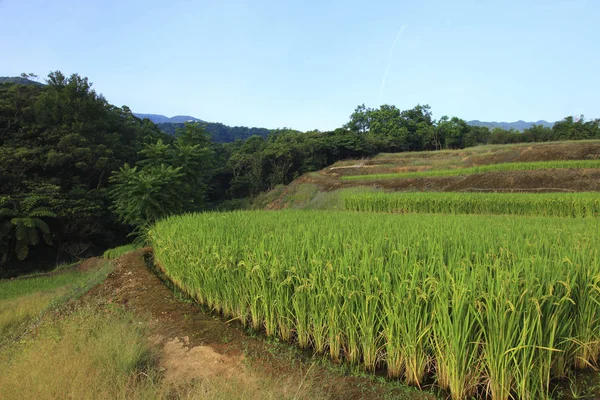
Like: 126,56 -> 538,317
0,76 -> 44,86
133,113 -> 204,124
134,113 -> 555,132
467,119 -> 554,131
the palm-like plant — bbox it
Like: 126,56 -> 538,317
0,196 -> 56,264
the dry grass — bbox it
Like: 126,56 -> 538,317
0,305 -> 157,400
0,266 -> 110,343
0,258 -> 328,400
0,301 -> 328,400
0,288 -> 69,341
167,372 -> 328,400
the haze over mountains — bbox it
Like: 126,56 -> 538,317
467,120 -> 555,130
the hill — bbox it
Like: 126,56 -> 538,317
467,119 -> 554,131
133,113 -> 203,124
0,76 -> 43,86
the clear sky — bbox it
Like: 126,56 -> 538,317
1,0 -> 598,131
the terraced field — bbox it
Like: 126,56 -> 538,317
276,140 -> 600,194
150,140 -> 600,399
341,159 -> 600,181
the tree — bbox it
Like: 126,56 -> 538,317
487,127 -> 521,144
436,116 -> 470,149
109,164 -> 186,231
109,128 -> 215,233
553,116 -> 600,141
175,121 -> 212,148
464,126 -> 491,148
0,196 -> 56,264
365,105 -> 408,151
345,104 -> 372,134
227,136 -> 267,197
20,73 -> 38,81
522,124 -> 553,142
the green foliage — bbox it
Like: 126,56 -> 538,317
553,116 -> 600,141
109,163 -> 186,228
346,105 -> 600,150
156,121 -> 272,143
109,122 -> 215,232
345,104 -> 483,151
0,196 -> 56,264
3,69 -> 600,275
0,72 -> 171,270
152,210 -> 600,399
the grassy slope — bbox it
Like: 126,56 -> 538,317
341,159 -> 600,181
0,304 -> 157,400
0,260 -> 158,400
256,140 -> 600,210
0,250 -> 339,400
0,266 -> 111,343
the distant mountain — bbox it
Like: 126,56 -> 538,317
0,76 -> 44,86
134,112 -> 272,143
133,113 -> 203,124
467,120 -> 554,131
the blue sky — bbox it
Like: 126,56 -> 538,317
1,0 -> 598,131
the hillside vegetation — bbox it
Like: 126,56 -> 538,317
3,71 -> 600,277
259,140 -> 600,210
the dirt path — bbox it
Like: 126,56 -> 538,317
88,249 -> 434,400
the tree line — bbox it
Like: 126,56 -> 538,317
156,121 -> 272,143
1,72 -> 599,275
344,104 -> 600,149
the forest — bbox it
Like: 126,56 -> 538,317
1,72 -> 599,275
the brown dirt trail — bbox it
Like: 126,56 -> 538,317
86,249 -> 433,400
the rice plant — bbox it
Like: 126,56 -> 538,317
344,192 -> 600,218
150,210 -> 600,399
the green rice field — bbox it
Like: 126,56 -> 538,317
344,191 -> 600,217
151,210 -> 600,399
